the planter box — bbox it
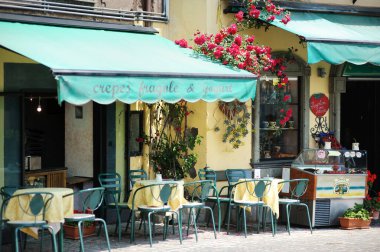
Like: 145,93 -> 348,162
63,223 -> 96,240
339,217 -> 371,230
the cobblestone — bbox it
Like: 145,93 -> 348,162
2,221 -> 380,251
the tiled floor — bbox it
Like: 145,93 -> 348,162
2,220 -> 380,251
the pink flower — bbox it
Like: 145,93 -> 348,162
235,11 -> 244,22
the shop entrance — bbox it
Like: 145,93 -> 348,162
341,80 -> 380,191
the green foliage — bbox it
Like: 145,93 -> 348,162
144,102 -> 202,180
217,101 -> 250,149
343,204 -> 370,220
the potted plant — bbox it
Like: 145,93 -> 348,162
363,171 -> 380,219
142,102 -> 202,180
339,204 -> 371,229
63,210 -> 96,239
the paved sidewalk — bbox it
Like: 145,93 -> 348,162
2,221 -> 380,251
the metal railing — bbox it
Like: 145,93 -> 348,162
0,0 -> 169,23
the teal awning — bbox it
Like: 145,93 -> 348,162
0,21 -> 256,105
269,12 -> 380,65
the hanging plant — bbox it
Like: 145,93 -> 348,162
216,101 -> 250,149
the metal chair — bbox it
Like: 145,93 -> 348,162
224,169 -> 251,229
181,180 -> 217,242
63,187 -> 111,252
227,178 -> 274,238
126,169 -> 148,233
129,182 -> 182,247
277,179 -> 313,235
1,191 -> 57,252
98,172 -> 129,241
197,168 -> 228,232
0,186 -> 19,201
129,169 -> 148,189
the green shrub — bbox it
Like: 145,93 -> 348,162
343,204 -> 370,220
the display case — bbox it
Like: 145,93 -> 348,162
259,78 -> 300,160
285,149 -> 367,227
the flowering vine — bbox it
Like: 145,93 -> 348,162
364,170 -> 380,212
175,0 -> 293,147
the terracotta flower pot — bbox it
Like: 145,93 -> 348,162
339,217 -> 371,230
63,223 -> 96,240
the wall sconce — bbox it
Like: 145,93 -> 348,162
317,67 -> 327,78
36,97 -> 42,112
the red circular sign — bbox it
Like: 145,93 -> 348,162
309,93 -> 329,117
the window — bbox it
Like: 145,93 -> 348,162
259,77 -> 300,160
129,111 -> 144,156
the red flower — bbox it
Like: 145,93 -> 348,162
234,35 -> 242,46
281,14 -> 291,25
283,95 -> 291,102
208,43 -> 217,50
238,62 -> 246,69
215,33 -> 224,44
286,108 -> 293,117
176,39 -> 188,48
213,50 -> 223,59
249,9 -> 260,19
235,11 -> 244,22
227,24 -> 238,35
194,34 -> 206,45
267,15 -> 275,22
135,137 -> 144,143
246,35 -> 255,43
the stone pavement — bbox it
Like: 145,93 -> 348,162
2,220 -> 380,252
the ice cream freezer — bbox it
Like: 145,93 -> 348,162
282,149 -> 367,227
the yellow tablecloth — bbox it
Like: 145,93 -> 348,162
234,179 -> 283,218
127,180 -> 186,211
4,187 -> 74,239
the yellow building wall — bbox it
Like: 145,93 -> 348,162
0,49 -> 35,189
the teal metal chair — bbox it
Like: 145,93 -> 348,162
180,180 -> 217,242
129,182 -> 182,247
98,172 -> 129,241
1,191 -> 57,252
63,187 -> 111,252
277,179 -> 313,235
0,186 -> 19,201
126,169 -> 148,233
129,169 -> 148,189
224,169 -> 251,229
197,168 -> 229,232
227,178 -> 274,238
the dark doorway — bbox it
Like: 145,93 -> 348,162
341,80 -> 380,191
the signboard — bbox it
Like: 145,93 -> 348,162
309,93 -> 329,117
